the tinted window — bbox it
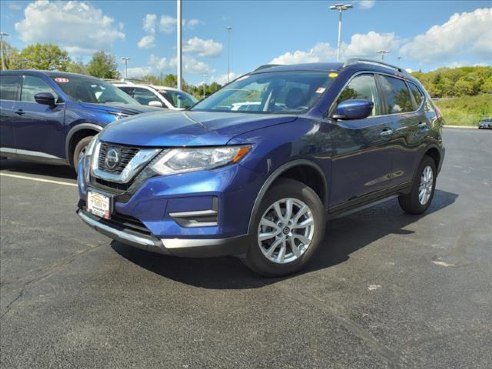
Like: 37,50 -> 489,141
0,75 -> 19,101
160,90 -> 197,109
52,75 -> 138,105
21,76 -> 58,102
408,82 -> 423,108
378,75 -> 414,114
336,74 -> 380,116
192,71 -> 333,114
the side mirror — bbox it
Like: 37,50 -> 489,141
34,92 -> 56,108
332,99 -> 374,120
148,100 -> 163,107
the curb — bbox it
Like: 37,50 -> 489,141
443,125 -> 477,129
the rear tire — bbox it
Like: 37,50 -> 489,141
244,178 -> 325,277
73,136 -> 93,174
398,156 -> 436,214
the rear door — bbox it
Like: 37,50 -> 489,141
12,74 -> 66,159
376,75 -> 428,186
0,74 -> 21,150
328,73 -> 396,206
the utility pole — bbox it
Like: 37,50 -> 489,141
177,0 -> 183,90
330,4 -> 352,62
121,57 -> 130,79
377,50 -> 389,61
226,27 -> 232,83
0,32 -> 8,71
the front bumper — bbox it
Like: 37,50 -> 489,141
77,208 -> 250,257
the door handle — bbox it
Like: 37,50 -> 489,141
380,129 -> 393,137
15,109 -> 25,116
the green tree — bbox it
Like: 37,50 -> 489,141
66,58 -> 88,75
0,41 -> 20,70
163,74 -> 177,88
19,43 -> 71,70
86,51 -> 119,79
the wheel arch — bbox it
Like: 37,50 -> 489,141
65,123 -> 102,166
247,159 -> 328,234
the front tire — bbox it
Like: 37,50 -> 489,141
73,136 -> 93,174
244,178 -> 325,277
398,156 -> 437,214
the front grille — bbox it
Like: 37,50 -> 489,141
98,142 -> 140,174
94,177 -> 131,192
105,212 -> 151,235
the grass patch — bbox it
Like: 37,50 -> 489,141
434,94 -> 492,126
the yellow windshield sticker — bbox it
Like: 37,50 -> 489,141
329,72 -> 338,78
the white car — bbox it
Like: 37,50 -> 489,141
113,82 -> 197,110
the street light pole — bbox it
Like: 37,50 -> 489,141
121,57 -> 130,79
0,32 -> 9,71
330,3 -> 352,62
377,50 -> 389,61
177,0 -> 183,90
226,27 -> 232,83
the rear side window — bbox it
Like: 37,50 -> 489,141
0,75 -> 20,101
408,82 -> 423,108
378,75 -> 414,114
21,76 -> 58,102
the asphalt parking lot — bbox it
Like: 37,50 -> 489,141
1,127 -> 491,369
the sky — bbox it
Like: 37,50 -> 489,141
1,0 -> 491,86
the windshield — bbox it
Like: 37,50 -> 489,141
52,75 -> 140,105
192,70 -> 333,114
160,89 -> 198,109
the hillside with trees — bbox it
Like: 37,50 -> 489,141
411,66 -> 492,125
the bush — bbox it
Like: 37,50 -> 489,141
434,95 -> 492,126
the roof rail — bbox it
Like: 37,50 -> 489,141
254,64 -> 282,71
344,58 -> 407,74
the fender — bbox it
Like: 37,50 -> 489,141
246,159 -> 328,235
65,123 -> 103,162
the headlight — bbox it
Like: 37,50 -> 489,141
150,146 -> 251,175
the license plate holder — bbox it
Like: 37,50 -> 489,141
87,190 -> 113,219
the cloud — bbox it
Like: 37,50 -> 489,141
359,1 -> 375,9
183,37 -> 223,57
400,8 -> 492,63
15,1 -> 125,56
213,72 -> 238,85
143,14 -> 157,34
344,31 -> 399,58
138,35 -> 155,49
159,15 -> 201,34
159,15 -> 177,34
270,42 -> 336,64
126,66 -> 153,78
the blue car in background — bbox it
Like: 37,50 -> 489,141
77,59 -> 445,276
0,70 -> 157,171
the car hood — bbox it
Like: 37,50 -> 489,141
99,111 -> 298,146
78,102 -> 160,116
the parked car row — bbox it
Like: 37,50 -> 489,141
0,61 -> 446,276
0,71 -> 197,171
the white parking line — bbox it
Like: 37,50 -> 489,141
0,172 -> 77,187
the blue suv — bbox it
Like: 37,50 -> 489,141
0,70 -> 156,171
77,59 -> 445,276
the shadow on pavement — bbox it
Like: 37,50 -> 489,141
0,159 -> 76,180
113,189 -> 458,289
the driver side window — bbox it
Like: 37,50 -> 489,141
21,76 -> 58,103
335,74 -> 380,116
